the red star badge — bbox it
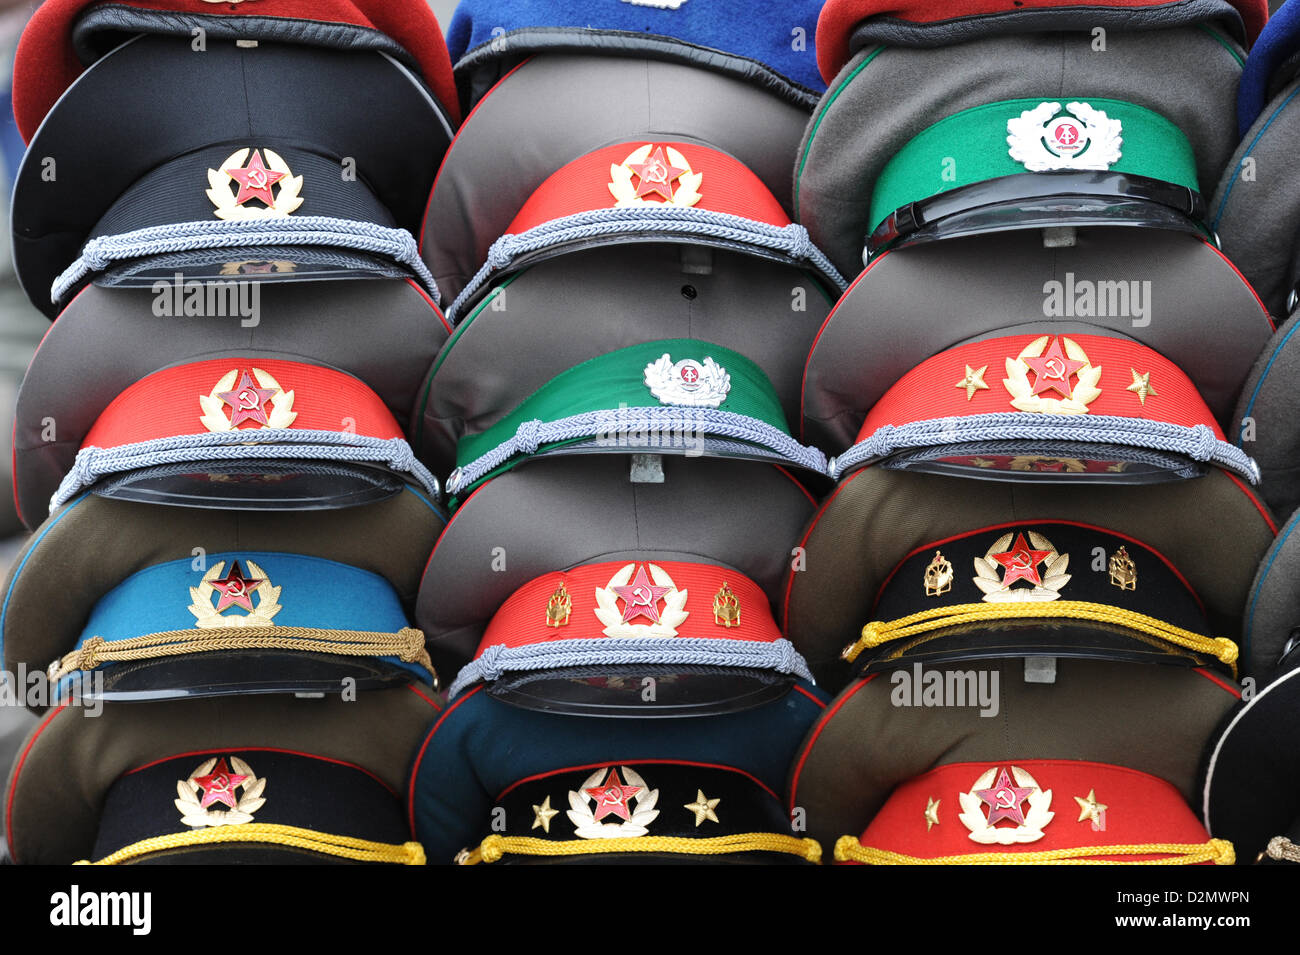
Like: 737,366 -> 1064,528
218,370 -> 279,428
628,146 -> 687,202
210,560 -> 264,612
611,564 -> 672,624
990,532 -> 1053,588
224,149 -> 286,208
584,768 -> 641,822
1022,336 -> 1087,399
193,758 -> 249,810
976,767 -> 1035,826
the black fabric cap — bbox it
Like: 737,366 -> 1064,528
855,521 -> 1220,675
91,749 -> 409,863
484,761 -> 811,865
1203,666 -> 1300,863
14,34 -> 450,316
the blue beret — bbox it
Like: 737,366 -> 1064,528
446,0 -> 825,106
1239,0 -> 1300,136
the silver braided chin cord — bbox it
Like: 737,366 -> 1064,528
831,413 -> 1260,484
51,216 -> 441,305
446,407 -> 827,495
446,636 -> 816,700
446,206 -> 849,324
1266,836 -> 1300,863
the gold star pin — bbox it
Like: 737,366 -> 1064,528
531,795 -> 559,833
1074,789 -> 1108,825
1126,369 -> 1157,405
924,796 -> 941,831
684,789 -> 721,826
956,365 -> 990,401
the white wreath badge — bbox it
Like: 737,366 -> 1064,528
958,765 -> 1055,845
188,559 -> 283,628
566,767 -> 661,839
199,367 -> 298,433
1007,101 -> 1122,172
608,144 -> 703,208
643,354 -> 732,408
207,147 -> 304,220
1003,335 -> 1102,415
961,764 -> 1050,847
174,756 -> 268,828
594,563 -> 690,638
972,531 -> 1071,603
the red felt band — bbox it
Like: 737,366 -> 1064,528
505,141 -> 791,236
82,358 -> 404,449
474,561 -> 779,660
814,0 -> 1266,82
847,759 -> 1212,862
13,0 -> 460,141
857,333 -> 1224,441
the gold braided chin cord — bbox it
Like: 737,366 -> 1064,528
456,833 -> 823,865
834,836 -> 1235,866
842,601 -> 1238,677
1266,836 -> 1300,863
49,627 -> 434,682
75,823 -> 426,865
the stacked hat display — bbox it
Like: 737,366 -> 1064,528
3,0 -> 460,865
784,0 -> 1279,864
408,0 -> 840,865
4,0 -> 1298,874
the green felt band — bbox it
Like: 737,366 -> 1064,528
868,97 -> 1201,236
455,339 -> 793,470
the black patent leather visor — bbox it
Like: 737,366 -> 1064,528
866,172 -> 1207,258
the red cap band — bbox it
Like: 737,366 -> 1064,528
506,141 -> 791,236
849,759 -> 1212,862
857,333 -> 1224,441
474,561 -> 779,659
82,358 -> 404,449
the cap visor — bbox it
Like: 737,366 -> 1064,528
875,439 -> 1208,484
880,194 -> 1205,256
77,649 -> 420,702
501,435 -> 828,480
15,36 -> 449,317
858,619 -> 1218,674
459,234 -> 830,317
487,664 -> 793,718
90,461 -> 406,511
95,246 -> 415,289
131,845 -> 370,864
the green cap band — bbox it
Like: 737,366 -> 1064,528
450,339 -> 812,498
868,97 -> 1201,237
